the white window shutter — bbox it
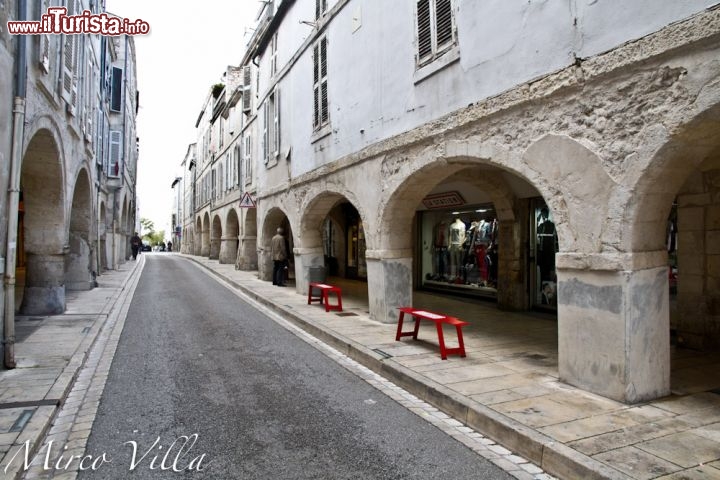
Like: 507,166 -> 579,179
416,0 -> 432,63
435,0 -> 454,51
262,101 -> 269,164
242,66 -> 252,112
273,88 -> 280,157
61,35 -> 75,103
109,130 -> 122,176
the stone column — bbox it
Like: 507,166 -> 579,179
218,236 -> 238,264
556,251 -> 670,403
21,253 -> 66,315
366,250 -> 412,324
200,230 -> 210,257
496,218 -> 527,310
65,232 -> 94,291
294,247 -> 324,295
209,236 -> 221,260
236,236 -> 257,270
258,246 -> 273,282
193,231 -> 202,256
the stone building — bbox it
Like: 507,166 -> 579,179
184,65 -> 258,269
0,0 -> 139,367
180,0 -> 720,404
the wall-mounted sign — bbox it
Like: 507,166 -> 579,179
239,192 -> 256,208
422,191 -> 465,209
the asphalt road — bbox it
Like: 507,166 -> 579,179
80,254 -> 513,479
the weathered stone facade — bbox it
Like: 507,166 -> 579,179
0,2 -> 139,366
181,1 -> 720,403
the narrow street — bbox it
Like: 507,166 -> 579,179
77,254 -> 514,479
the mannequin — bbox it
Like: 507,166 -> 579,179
448,218 -> 466,278
537,207 -> 557,282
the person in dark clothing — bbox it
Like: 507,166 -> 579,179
271,227 -> 288,286
130,232 -> 142,260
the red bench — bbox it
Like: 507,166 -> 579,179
307,282 -> 343,312
395,307 -> 469,360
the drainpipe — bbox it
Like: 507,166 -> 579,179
112,189 -> 118,270
4,0 -> 29,369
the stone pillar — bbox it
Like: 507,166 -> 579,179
366,250 -> 412,324
21,253 -> 66,315
218,236 -> 238,264
65,232 -> 94,291
294,248 -> 324,295
193,231 -> 202,256
556,251 -> 670,403
258,246 -> 273,282
209,236 -> 220,260
496,217 -> 527,310
200,230 -> 210,257
236,236 -> 257,270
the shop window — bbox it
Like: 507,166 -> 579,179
419,205 -> 498,297
532,201 -> 559,308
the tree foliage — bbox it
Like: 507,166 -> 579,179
139,217 -> 165,246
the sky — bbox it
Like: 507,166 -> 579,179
104,1 -> 260,238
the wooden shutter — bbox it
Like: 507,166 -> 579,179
262,100 -> 269,164
435,0 -> 454,51
110,67 -> 123,112
244,135 -> 252,185
242,65 -> 252,112
313,43 -> 320,128
319,38 -> 328,125
273,89 -> 280,156
109,130 -> 122,176
416,0 -> 432,63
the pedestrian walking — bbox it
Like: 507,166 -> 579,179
167,241 -> 173,252
271,227 -> 287,287
130,232 -> 142,260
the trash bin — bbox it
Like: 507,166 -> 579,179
308,265 -> 327,295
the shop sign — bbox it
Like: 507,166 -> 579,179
422,191 -> 465,209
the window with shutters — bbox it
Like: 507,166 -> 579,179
242,65 -> 252,113
415,0 -> 456,68
211,169 -> 217,201
235,144 -> 242,187
109,130 -> 122,177
110,66 -> 123,112
263,88 -> 280,166
312,36 -> 329,131
225,152 -> 232,192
